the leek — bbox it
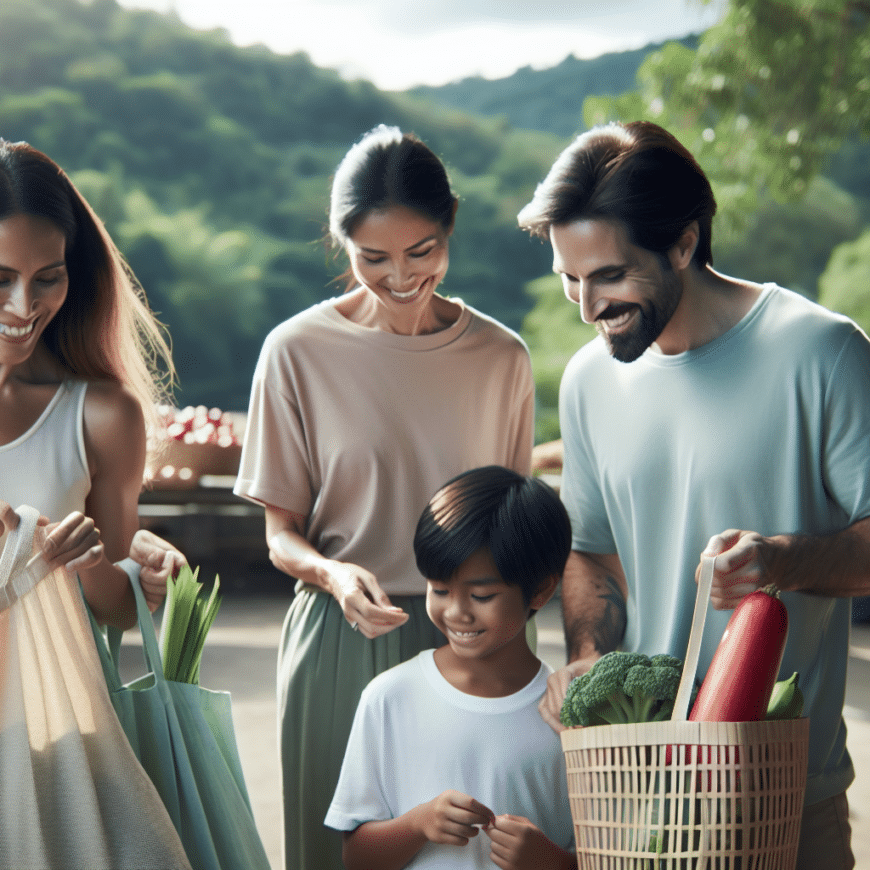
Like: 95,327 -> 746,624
160,564 -> 222,684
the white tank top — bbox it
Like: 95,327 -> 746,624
0,380 -> 91,527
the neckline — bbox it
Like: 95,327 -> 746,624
319,295 -> 472,350
0,381 -> 68,451
417,648 -> 548,712
641,283 -> 776,368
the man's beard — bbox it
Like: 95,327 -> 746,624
598,273 -> 682,363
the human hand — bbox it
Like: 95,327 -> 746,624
485,815 -> 575,870
0,502 -> 51,536
538,657 -> 599,733
131,529 -> 188,613
1,501 -> 42,536
414,791 -> 495,847
42,511 -> 104,573
0,501 -> 20,534
699,529 -> 768,609
329,561 -> 409,638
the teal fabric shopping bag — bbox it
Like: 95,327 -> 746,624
90,560 -> 271,870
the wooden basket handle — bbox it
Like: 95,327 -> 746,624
671,553 -> 716,722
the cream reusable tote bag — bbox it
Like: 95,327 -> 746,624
0,504 -> 192,870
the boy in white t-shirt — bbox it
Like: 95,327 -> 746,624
325,466 -> 577,870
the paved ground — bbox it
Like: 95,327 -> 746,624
119,588 -> 870,870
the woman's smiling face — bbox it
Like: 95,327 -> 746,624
0,213 -> 69,372
346,205 -> 451,312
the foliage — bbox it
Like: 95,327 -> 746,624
71,170 -> 290,405
521,273 -> 598,443
0,0 -> 562,409
4,0 -> 869,436
410,37 -> 698,138
712,175 -> 864,298
584,0 -> 870,223
818,227 -> 870,334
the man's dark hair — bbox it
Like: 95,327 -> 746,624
414,466 -> 572,606
518,120 -> 717,267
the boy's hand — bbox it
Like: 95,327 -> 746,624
485,815 -> 576,870
415,791 -> 495,846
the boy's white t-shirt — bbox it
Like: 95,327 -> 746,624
325,649 -> 574,869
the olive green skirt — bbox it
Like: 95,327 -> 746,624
277,585 -> 537,870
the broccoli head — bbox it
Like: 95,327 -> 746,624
561,672 -> 603,727
623,663 -> 681,722
560,650 -> 687,728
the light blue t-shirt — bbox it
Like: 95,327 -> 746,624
559,283 -> 870,805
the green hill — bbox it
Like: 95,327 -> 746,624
0,0 -> 565,407
2,0 -> 866,428
410,36 -> 699,139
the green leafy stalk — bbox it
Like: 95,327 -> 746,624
161,564 -> 222,684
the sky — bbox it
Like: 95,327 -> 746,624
116,0 -> 725,91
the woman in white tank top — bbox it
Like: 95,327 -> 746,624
0,140 -> 183,628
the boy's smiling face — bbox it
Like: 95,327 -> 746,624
426,547 -> 540,670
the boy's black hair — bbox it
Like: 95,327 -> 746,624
414,465 -> 572,606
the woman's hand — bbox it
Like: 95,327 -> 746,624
265,506 -> 408,637
0,501 -> 33,535
413,791 -> 495,847
0,501 -> 16,533
42,511 -> 104,573
130,529 -> 188,613
485,815 -> 576,870
328,560 -> 409,638
1,503 -> 103,572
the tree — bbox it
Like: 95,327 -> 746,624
520,273 -> 598,443
585,0 -> 870,231
712,175 -> 863,298
817,228 -> 870,332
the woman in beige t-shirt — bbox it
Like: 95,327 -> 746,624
234,125 -> 535,870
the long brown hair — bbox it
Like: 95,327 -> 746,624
0,139 -> 174,436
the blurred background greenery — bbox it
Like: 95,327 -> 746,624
2,0 -> 868,444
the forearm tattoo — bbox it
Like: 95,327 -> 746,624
565,573 -> 626,661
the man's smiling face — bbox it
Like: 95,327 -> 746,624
550,218 -> 682,362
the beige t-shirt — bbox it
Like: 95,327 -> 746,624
234,297 -> 534,594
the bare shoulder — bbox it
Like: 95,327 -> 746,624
82,380 -> 146,472
83,380 -> 145,433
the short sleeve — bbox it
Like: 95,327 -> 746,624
233,326 -> 315,516
558,351 -> 617,554
822,327 -> 870,523
324,686 -> 393,831
509,352 -> 535,476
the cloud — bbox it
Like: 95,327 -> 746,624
119,0 -> 723,90
377,0 -> 720,34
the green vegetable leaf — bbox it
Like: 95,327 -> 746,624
160,564 -> 222,684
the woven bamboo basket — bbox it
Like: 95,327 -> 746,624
561,717 -> 809,869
